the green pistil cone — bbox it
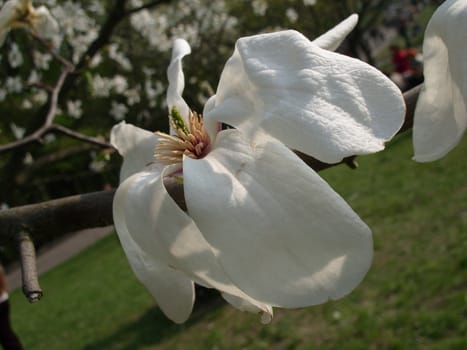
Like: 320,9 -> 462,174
171,107 -> 189,134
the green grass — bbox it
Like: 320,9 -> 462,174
10,132 -> 467,350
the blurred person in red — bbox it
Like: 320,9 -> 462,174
390,44 -> 412,74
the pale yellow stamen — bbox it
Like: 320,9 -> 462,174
155,111 -> 211,165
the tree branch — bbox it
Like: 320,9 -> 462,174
125,0 -> 172,15
50,124 -> 112,149
30,31 -> 73,69
0,66 -> 72,154
18,231 -> 43,303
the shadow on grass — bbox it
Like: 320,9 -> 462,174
83,290 -> 225,350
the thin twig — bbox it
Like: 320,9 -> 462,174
0,66 -> 89,154
30,31 -> 74,69
125,0 -> 172,15
18,231 -> 43,303
50,124 -> 113,149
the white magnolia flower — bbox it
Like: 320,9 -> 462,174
0,0 -> 58,46
413,0 -> 467,162
111,16 -> 405,324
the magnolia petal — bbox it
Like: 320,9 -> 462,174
110,122 -> 160,182
184,129 -> 373,307
115,164 -> 273,321
221,293 -> 273,324
32,6 -> 59,40
0,0 -> 22,31
166,38 -> 191,122
312,14 -> 358,51
202,95 -> 222,140
113,171 -> 195,324
206,30 -> 405,163
413,0 -> 467,162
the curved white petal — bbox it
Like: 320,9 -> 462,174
221,293 -> 272,324
0,0 -> 22,29
110,122 -> 161,182
206,30 -> 405,164
312,14 -> 358,51
413,0 -> 467,162
0,0 -> 32,46
114,164 -> 273,321
113,170 -> 195,324
184,129 -> 373,307
202,94 -> 224,141
32,6 -> 59,39
166,38 -> 191,122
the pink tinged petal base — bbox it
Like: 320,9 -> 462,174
413,0 -> 467,162
207,30 -> 405,164
114,164 -> 273,322
110,122 -> 161,182
184,129 -> 373,308
113,170 -> 195,324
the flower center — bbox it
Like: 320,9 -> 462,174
155,107 -> 211,165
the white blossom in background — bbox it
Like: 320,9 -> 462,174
21,99 -> 32,109
112,75 -> 129,95
32,89 -> 47,104
91,74 -> 113,98
27,70 -> 41,84
10,122 -> 25,139
124,88 -> 141,106
251,0 -> 268,16
111,15 -> 405,324
129,0 -> 236,51
303,0 -> 317,6
0,0 -> 59,46
89,151 -> 106,173
286,8 -> 299,23
130,8 -> 171,50
413,0 -> 467,161
145,79 -> 164,107
51,1 -> 98,62
66,99 -> 83,119
108,43 -> 132,71
23,152 -> 34,165
33,51 -> 52,70
87,1 -> 104,16
91,74 -> 133,98
110,101 -> 128,121
89,52 -> 103,68
8,42 -> 23,68
6,76 -> 22,92
43,133 -> 56,144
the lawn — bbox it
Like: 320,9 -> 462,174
10,131 -> 467,350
